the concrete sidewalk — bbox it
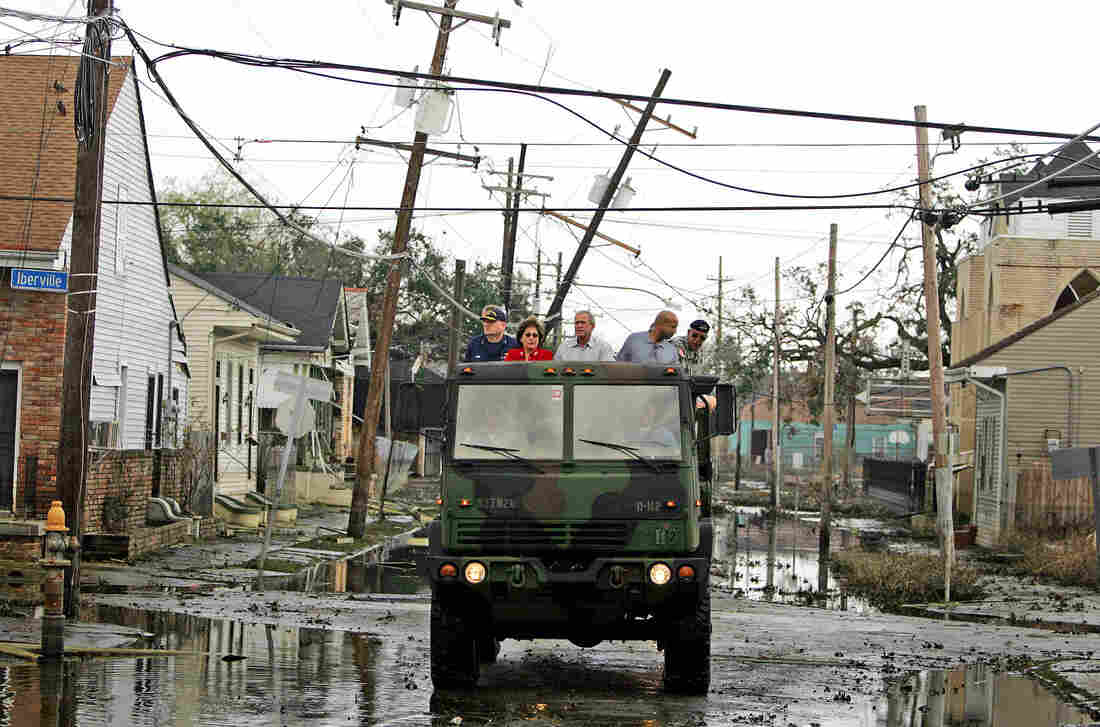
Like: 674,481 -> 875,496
84,501 -> 425,591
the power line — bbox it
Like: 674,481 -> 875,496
0,194 -> 934,214
138,39 -> 1100,145
131,39 -> 1088,201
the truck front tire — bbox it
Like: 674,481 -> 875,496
430,587 -> 480,689
662,586 -> 711,695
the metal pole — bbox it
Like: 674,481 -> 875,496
1090,447 -> 1100,584
257,376 -> 308,591
351,0 -> 458,538
446,259 -> 466,373
546,69 -> 671,321
915,104 -> 954,600
819,223 -> 837,593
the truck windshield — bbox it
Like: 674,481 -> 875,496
453,384 -> 564,460
574,385 -> 682,460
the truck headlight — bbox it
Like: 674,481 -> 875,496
648,562 -> 672,586
464,561 -> 487,584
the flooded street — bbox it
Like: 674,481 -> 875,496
3,512 -> 1100,725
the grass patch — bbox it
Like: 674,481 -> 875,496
1002,530 -> 1097,588
832,550 -> 983,611
293,519 -> 411,553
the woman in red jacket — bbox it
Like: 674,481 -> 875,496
504,317 -> 554,361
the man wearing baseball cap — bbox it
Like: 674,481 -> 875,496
463,305 -> 518,362
670,319 -> 710,374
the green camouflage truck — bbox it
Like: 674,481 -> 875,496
422,361 -> 735,693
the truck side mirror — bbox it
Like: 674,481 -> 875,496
715,384 -> 736,436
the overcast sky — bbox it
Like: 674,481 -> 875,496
4,1 -> 1096,349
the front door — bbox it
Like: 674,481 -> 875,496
0,371 -> 17,510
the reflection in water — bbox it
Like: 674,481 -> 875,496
714,511 -> 872,613
881,663 -> 1095,726
0,605 -> 1093,726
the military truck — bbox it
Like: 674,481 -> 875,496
422,361 -> 735,693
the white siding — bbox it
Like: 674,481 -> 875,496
86,69 -> 184,448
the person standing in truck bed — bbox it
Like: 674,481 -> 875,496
464,305 -> 517,362
616,310 -> 680,364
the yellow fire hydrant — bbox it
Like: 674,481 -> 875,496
40,500 -> 70,658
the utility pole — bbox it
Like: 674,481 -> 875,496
501,144 -> 526,316
819,223 -> 837,594
500,157 -> 514,308
353,0 -> 496,538
447,259 -> 466,373
716,256 -> 723,363
553,252 -> 562,344
844,308 -> 858,489
915,104 -> 954,600
534,250 -> 541,315
58,0 -> 111,617
546,70 -> 671,323
772,257 -> 781,510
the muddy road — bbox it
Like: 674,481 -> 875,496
18,585 -> 1085,726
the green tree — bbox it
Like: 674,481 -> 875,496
158,168 -> 370,281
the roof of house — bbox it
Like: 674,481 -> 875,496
953,288 -> 1100,367
192,271 -> 344,351
0,55 -> 130,253
996,141 -> 1100,207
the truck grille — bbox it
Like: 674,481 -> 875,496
455,520 -> 630,550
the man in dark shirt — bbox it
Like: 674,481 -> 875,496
464,305 -> 518,362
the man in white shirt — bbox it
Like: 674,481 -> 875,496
554,310 -> 616,362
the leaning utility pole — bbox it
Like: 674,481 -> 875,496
501,144 -> 526,315
500,157 -> 514,308
819,223 -> 837,594
58,0 -> 111,617
915,104 -> 954,600
545,70 -> 671,323
772,257 -> 781,510
353,0 -> 483,538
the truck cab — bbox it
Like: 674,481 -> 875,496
423,361 -> 734,693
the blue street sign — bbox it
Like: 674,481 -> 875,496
10,268 -> 68,293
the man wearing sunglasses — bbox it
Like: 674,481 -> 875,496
669,319 -> 710,374
463,305 -> 518,362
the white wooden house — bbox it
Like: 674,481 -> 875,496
0,55 -> 188,517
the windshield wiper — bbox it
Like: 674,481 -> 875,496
459,443 -> 545,473
576,438 -> 662,474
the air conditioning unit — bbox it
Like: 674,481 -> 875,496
88,420 -> 118,449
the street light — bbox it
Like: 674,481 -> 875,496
573,281 -> 681,311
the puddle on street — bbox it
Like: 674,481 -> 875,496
714,512 -> 875,613
0,605 -> 1094,726
879,663 -> 1097,726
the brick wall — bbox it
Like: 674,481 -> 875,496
0,535 -> 40,562
128,518 -> 192,559
83,450 -> 154,535
0,283 -> 67,518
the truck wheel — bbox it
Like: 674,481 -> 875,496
477,635 -> 500,664
663,587 -> 711,695
431,589 -> 480,688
